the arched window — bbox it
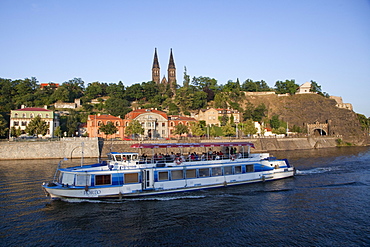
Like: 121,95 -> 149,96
115,121 -> 120,126
14,113 -> 18,118
30,114 -> 34,118
98,121 -> 102,126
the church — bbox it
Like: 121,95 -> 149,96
152,48 -> 176,86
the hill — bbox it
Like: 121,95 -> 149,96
242,93 -> 366,145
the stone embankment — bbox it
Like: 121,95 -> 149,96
0,137 -> 101,160
0,137 -> 343,160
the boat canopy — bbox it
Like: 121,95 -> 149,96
131,142 -> 255,149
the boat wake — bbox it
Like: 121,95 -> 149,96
296,166 -> 341,175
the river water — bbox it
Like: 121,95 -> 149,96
1,147 -> 369,247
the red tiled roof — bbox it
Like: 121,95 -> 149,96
14,107 -> 51,112
125,109 -> 168,120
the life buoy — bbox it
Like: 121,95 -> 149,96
231,155 -> 235,161
175,159 -> 182,165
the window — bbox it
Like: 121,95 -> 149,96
98,121 -> 102,126
14,113 -> 18,118
212,167 -> 222,176
171,170 -> 183,180
198,168 -> 210,177
23,114 -> 26,118
186,169 -> 196,178
124,173 -> 139,184
30,114 -> 34,118
224,166 -> 232,175
158,171 -> 169,181
162,123 -> 165,127
14,121 -> 19,126
95,174 -> 111,185
234,166 -> 242,174
115,121 -> 120,126
76,174 -> 91,186
21,121 -> 27,126
246,165 -> 254,173
46,114 -> 49,118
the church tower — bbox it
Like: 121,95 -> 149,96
152,48 -> 160,84
167,48 -> 176,86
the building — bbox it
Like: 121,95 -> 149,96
54,98 -> 81,109
296,82 -> 313,94
152,48 -> 176,87
86,114 -> 125,139
10,106 -> 59,137
196,108 -> 241,126
124,109 -> 169,139
40,82 -> 59,90
87,109 -> 197,139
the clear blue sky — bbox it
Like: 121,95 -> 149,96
1,0 -> 370,116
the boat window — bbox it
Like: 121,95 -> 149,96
224,166 -> 232,175
186,169 -> 196,178
198,168 -> 210,177
234,166 -> 242,174
171,170 -> 184,180
246,165 -> 254,172
115,155 -> 122,161
124,173 -> 139,184
158,171 -> 169,181
211,167 -> 222,176
76,174 -> 91,186
95,174 -> 111,185
62,173 -> 75,185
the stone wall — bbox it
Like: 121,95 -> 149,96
0,137 -> 100,160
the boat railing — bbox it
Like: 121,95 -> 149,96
140,152 -> 251,164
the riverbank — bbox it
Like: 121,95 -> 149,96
0,136 -> 349,160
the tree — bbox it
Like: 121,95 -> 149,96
173,123 -> 189,138
190,122 -> 205,137
270,115 -> 280,129
54,126 -> 62,137
125,120 -> 144,138
0,114 -> 9,138
241,119 -> 257,136
222,123 -> 235,136
274,79 -> 299,95
99,122 -> 118,138
252,103 -> 267,122
25,116 -> 49,137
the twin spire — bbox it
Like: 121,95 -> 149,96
152,48 -> 176,86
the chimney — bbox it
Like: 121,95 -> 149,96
21,105 -> 25,109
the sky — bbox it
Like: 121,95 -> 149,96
1,0 -> 370,116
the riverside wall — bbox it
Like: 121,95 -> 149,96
0,137 -> 101,160
0,137 -> 344,160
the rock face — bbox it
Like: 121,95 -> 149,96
243,93 -> 366,145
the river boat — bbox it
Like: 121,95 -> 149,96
42,142 -> 295,200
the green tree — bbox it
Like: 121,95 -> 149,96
252,103 -> 267,122
241,119 -> 257,136
273,126 -> 286,135
54,126 -> 62,137
222,123 -> 235,137
104,97 -> 131,117
0,114 -> 9,138
125,120 -> 144,138
99,122 -> 118,138
25,115 -> 49,137
190,122 -> 205,137
270,115 -> 280,129
173,123 -> 189,138
274,79 -> 299,95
